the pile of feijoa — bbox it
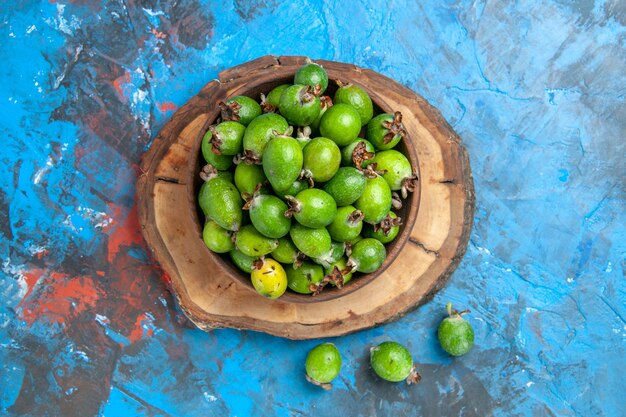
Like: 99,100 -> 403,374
198,59 -> 418,299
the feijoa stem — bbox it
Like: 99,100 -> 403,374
199,164 -> 219,182
352,141 -> 375,170
401,174 -> 419,199
260,93 -> 276,113
406,365 -> 422,385
283,196 -> 302,218
381,111 -> 407,144
219,101 -> 241,122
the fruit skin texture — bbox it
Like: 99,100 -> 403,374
242,113 -> 289,162
286,261 -> 324,294
279,84 -> 321,127
234,162 -> 268,197
334,83 -> 373,126
319,103 -> 362,146
276,179 -> 309,201
202,220 -> 235,253
198,177 -> 243,231
366,113 -> 405,150
354,175 -> 392,224
204,121 -> 245,155
313,241 -> 346,269
265,84 -> 290,108
302,137 -> 341,182
248,195 -> 291,239
305,343 -> 341,385
262,135 -> 304,192
438,304 -> 475,356
235,224 -> 279,257
294,63 -> 329,93
202,139 -> 234,170
230,249 -> 258,273
327,206 -> 363,242
363,211 -> 401,244
271,236 -> 300,264
370,341 -> 414,382
350,238 -> 386,273
323,167 -> 366,207
225,95 -> 262,126
250,258 -> 287,299
372,150 -> 413,191
289,224 -> 331,258
288,188 -> 337,229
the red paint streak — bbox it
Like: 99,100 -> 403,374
112,72 -> 130,99
19,273 -> 100,325
106,203 -> 144,263
34,249 -> 49,259
21,269 -> 44,301
128,313 -> 154,343
158,102 -> 177,112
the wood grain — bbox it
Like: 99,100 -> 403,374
136,55 -> 474,339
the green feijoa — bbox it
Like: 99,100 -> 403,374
203,121 -> 245,156
263,84 -> 291,112
286,261 -> 324,294
355,175 -> 392,224
334,82 -> 373,126
313,241 -> 345,269
349,238 -> 386,273
230,249 -> 258,273
323,167 -> 366,207
302,137 -> 341,182
234,162 -> 268,197
363,211 -> 402,244
235,224 -> 279,257
305,343 -> 341,388
198,177 -> 243,231
341,139 -> 375,169
325,257 -> 353,286
248,194 -> 291,239
242,113 -> 289,163
366,112 -> 407,151
438,302 -> 475,356
202,137 -> 234,170
279,84 -> 321,127
370,341 -> 419,383
290,224 -> 332,258
286,188 -> 337,229
272,236 -> 301,264
262,134 -> 304,192
326,206 -> 364,242
319,103 -> 361,146
294,62 -> 329,94
202,220 -> 235,253
222,95 -> 262,126
199,167 -> 235,215
372,150 -> 417,194
276,179 -> 309,201
309,96 -> 332,134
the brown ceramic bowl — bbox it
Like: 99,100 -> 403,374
192,73 -> 421,303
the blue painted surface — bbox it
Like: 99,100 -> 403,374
1,1 -> 624,416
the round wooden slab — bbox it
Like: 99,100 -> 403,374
137,56 -> 474,340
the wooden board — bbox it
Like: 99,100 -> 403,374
136,55 -> 475,339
